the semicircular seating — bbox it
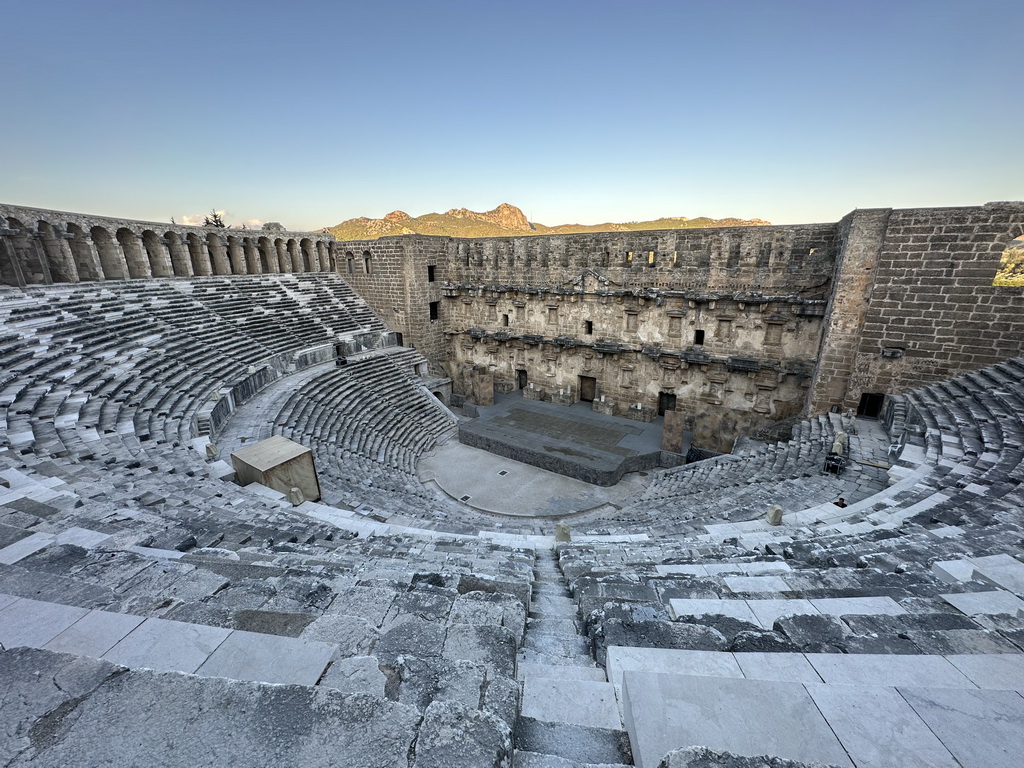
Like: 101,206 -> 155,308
2,275 -> 1024,767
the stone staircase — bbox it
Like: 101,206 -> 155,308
514,548 -> 632,767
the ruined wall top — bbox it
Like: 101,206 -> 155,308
0,202 -> 336,243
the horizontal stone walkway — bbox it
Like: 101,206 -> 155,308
0,594 -> 338,686
608,647 -> 1024,768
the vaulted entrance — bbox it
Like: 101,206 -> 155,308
579,375 -> 597,402
658,392 -> 677,416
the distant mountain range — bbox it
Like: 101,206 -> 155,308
325,203 -> 770,241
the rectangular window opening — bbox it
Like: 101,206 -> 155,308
429,301 -> 439,321
694,329 -> 705,345
427,265 -> 436,282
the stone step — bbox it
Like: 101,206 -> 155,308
526,617 -> 580,636
512,750 -> 630,768
522,676 -> 621,731
516,661 -> 606,683
515,717 -> 632,766
666,594 -> 907,627
0,593 -> 337,686
524,632 -> 591,658
2,646 -> 421,768
623,669 -> 1024,768
530,595 -> 577,613
605,646 -> 1024,692
519,648 -> 600,668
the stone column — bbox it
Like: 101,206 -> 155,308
68,232 -> 103,281
167,234 -> 193,277
276,241 -> 290,272
119,231 -> 151,279
206,235 -> 230,275
148,237 -> 174,277
227,238 -> 246,275
243,239 -> 260,274
288,241 -> 302,273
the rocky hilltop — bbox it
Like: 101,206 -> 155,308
327,203 -> 769,241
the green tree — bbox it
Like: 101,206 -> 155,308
203,210 -> 227,228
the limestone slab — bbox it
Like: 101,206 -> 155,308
668,598 -> 758,625
43,609 -> 145,658
941,590 -> 1024,616
806,682 -> 958,767
808,596 -> 906,616
946,653 -> 1024,690
318,655 -> 387,696
196,629 -> 337,686
899,685 -> 1024,768
806,653 -> 975,689
734,652 -> 824,684
54,526 -> 112,549
654,564 -> 708,577
722,575 -> 790,594
0,532 -> 56,564
931,559 -> 976,583
0,593 -> 20,611
522,677 -> 621,731
970,554 -> 1024,596
102,617 -> 230,673
622,671 -> 852,768
605,646 -> 742,690
0,597 -> 90,647
745,599 -> 820,629
517,661 -> 607,682
705,561 -> 792,576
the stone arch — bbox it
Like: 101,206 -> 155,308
90,226 -> 128,279
65,224 -> 103,281
141,230 -> 173,277
345,250 -> 355,275
300,238 -> 315,272
317,241 -> 330,271
36,220 -> 78,283
186,232 -> 212,276
163,231 -> 192,277
257,237 -> 276,273
363,249 -> 372,274
117,228 -> 150,278
206,232 -> 230,275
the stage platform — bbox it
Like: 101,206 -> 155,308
458,392 -> 690,486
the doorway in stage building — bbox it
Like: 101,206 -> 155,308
857,392 -> 885,419
579,375 -> 597,402
516,369 -> 528,390
658,392 -> 677,416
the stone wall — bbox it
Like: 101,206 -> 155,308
337,237 -> 449,376
6,199 -> 1024,453
0,203 -> 336,286
810,202 -> 1024,410
332,203 -> 1024,452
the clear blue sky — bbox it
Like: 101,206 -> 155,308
2,0 -> 1021,230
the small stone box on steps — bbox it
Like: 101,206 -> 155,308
230,434 -> 321,503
